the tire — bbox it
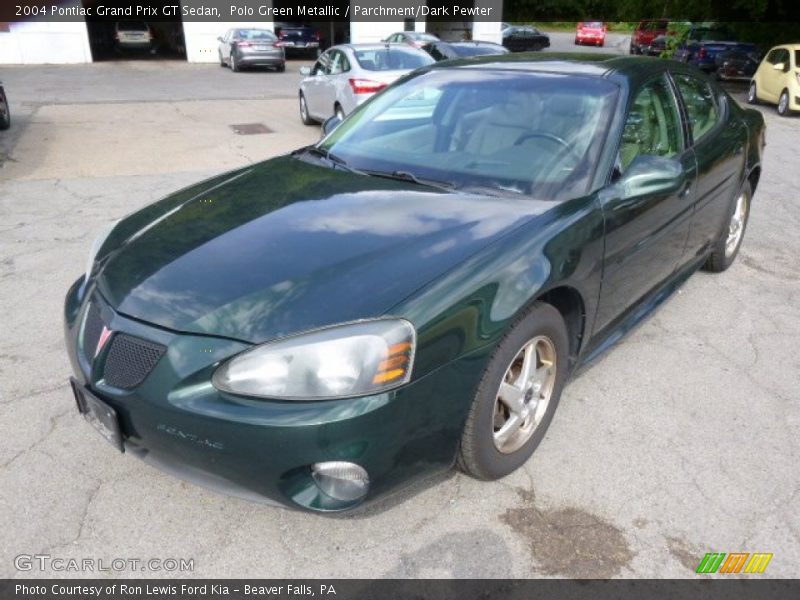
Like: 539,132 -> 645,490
574,38 -> 580,45
704,181 -> 751,272
334,104 -> 345,122
276,63 -> 286,73
747,81 -> 758,104
0,90 -> 9,131
299,93 -> 315,126
777,89 -> 791,116
458,302 -> 569,480
230,52 -> 240,72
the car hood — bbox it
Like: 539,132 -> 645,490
97,156 -> 548,343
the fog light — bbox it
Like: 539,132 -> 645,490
311,461 -> 369,502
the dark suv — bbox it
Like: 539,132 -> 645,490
275,23 -> 323,58
630,19 -> 669,55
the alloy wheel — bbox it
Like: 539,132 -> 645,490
725,191 -> 748,258
778,91 -> 789,115
747,82 -> 757,104
492,336 -> 557,454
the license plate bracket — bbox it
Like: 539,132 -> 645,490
70,378 -> 124,453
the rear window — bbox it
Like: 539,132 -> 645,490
117,21 -> 147,31
584,22 -> 604,28
236,29 -> 276,41
691,27 -> 736,42
354,47 -> 434,71
410,32 -> 439,41
451,44 -> 507,57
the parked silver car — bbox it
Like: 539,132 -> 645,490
298,44 -> 435,125
218,28 -> 285,72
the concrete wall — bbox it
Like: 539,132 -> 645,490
0,21 -> 91,64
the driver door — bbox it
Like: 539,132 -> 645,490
592,74 -> 697,339
305,51 -> 332,118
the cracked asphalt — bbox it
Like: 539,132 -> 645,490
1,35 -> 798,579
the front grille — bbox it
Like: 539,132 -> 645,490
103,334 -> 166,389
82,302 -> 103,362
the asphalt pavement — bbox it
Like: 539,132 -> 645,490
0,33 -> 798,578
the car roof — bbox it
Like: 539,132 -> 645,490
425,53 -> 684,82
337,43 -> 424,52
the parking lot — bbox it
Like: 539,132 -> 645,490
1,34 -> 799,578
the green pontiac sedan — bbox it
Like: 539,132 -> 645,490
64,55 -> 765,511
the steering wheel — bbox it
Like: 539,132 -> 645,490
515,130 -> 586,175
514,131 -> 571,150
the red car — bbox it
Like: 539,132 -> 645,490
630,19 -> 670,55
575,21 -> 606,47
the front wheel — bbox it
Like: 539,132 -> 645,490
778,89 -> 791,116
299,93 -> 315,125
704,182 -> 751,272
747,82 -> 758,104
458,302 -> 568,480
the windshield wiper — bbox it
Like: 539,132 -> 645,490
294,146 -> 361,174
363,169 -> 455,192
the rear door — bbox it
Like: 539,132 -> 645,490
671,71 -> 746,256
594,74 -> 696,338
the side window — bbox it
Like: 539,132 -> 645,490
224,30 -> 232,42
329,51 -> 344,75
340,52 -> 351,72
619,76 -> 684,170
312,52 -> 331,76
673,73 -> 720,143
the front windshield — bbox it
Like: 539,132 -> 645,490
318,69 -> 618,201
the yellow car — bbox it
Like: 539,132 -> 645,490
748,44 -> 800,116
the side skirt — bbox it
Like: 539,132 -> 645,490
574,254 -> 708,373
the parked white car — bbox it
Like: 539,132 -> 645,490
298,43 -> 435,125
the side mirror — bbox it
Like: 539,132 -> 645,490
299,66 -> 311,76
322,115 -> 342,136
614,155 -> 685,199
772,62 -> 786,71
217,37 -> 223,42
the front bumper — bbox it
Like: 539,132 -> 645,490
64,279 -> 485,511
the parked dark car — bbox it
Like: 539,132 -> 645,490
502,25 -> 550,52
217,28 -> 285,72
0,82 -> 9,130
422,40 -> 509,61
275,23 -> 322,58
383,31 -> 440,48
630,19 -> 670,55
715,49 -> 760,82
674,25 -> 757,73
65,55 -> 764,512
643,34 -> 668,57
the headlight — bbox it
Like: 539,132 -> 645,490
84,220 -> 119,284
212,319 -> 416,400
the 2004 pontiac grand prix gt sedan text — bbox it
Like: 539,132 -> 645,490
64,55 -> 765,512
